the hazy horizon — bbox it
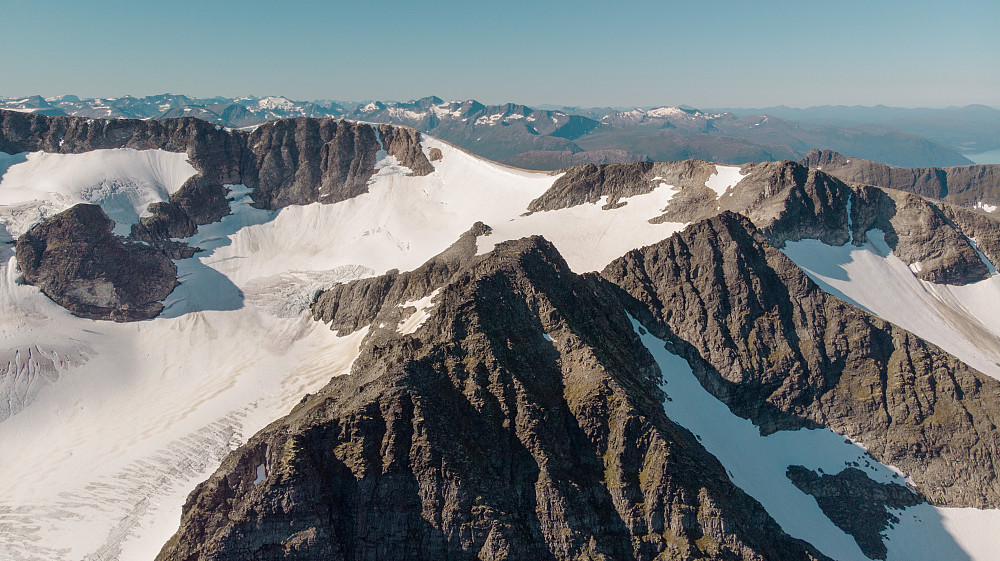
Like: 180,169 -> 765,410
3,0 -> 997,109
2,92 -> 998,113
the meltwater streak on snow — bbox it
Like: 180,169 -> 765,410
705,164 -> 745,199
782,231 -> 1000,381
0,149 -> 198,237
628,314 -> 977,561
477,188 -> 688,273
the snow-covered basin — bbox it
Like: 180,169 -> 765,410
631,314 -> 1000,561
0,148 -> 198,236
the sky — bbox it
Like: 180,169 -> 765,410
2,0 -> 998,108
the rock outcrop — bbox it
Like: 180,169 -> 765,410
378,124 -> 435,175
14,204 -> 178,321
785,466 -> 922,560
245,119 -> 381,209
2,110 -> 438,319
531,159 -> 989,285
603,212 -> 1000,508
157,234 -> 829,561
311,222 -> 488,333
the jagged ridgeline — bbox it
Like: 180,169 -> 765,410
6,109 -> 1000,561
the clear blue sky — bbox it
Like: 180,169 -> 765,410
3,0 -> 997,108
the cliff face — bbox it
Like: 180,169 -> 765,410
157,234 -> 829,561
0,109 -> 433,213
157,214 -> 1000,559
531,159 -> 990,285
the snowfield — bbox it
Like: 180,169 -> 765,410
2,134 -> 1000,560
0,149 -> 197,237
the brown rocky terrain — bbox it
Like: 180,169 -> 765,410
531,159 -> 989,285
785,466 -> 922,560
14,204 -> 179,321
0,109 -> 433,215
157,212 -> 1000,559
2,110 -> 435,320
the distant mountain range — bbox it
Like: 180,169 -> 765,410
2,94 -> 994,168
711,104 -> 1000,160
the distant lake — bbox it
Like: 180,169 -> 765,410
966,149 -> 1000,164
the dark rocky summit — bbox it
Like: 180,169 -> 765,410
2,110 -> 437,319
311,222 -> 489,333
14,204 -> 178,321
603,212 -> 1000,508
157,214 -> 1000,559
527,161 -> 657,212
157,234 -> 829,561
245,119 -> 380,209
785,466 -> 922,560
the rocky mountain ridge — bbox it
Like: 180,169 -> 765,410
156,208 -> 1000,560
801,149 -> 1000,209
2,109 -> 434,320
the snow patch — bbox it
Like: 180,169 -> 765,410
967,236 -> 998,275
632,313 -> 887,560
253,463 -> 266,485
629,313 -> 988,561
646,106 -> 688,118
976,201 -> 997,213
397,289 -> 441,335
705,165 -> 744,198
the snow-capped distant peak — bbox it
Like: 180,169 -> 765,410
646,106 -> 691,118
255,96 -> 296,111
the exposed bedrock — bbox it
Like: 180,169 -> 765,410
378,123 -> 435,175
14,203 -> 178,321
785,465 -> 922,560
801,148 -> 1000,208
0,109 -> 434,216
